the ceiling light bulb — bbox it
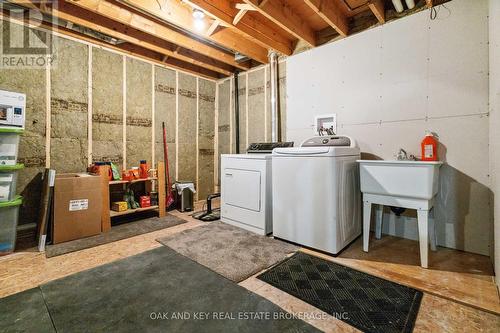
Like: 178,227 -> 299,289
192,9 -> 205,20
194,19 -> 205,31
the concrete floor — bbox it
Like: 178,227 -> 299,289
1,210 -> 499,332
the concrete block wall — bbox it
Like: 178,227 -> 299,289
0,19 -> 217,227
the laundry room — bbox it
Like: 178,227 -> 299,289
1,0 -> 500,332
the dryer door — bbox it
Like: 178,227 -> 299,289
223,168 -> 261,212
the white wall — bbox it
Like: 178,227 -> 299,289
489,0 -> 500,284
286,0 -> 491,255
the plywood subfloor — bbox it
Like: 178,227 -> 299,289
1,213 -> 499,332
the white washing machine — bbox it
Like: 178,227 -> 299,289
220,154 -> 272,235
272,136 -> 361,254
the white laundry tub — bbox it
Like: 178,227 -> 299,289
357,160 -> 443,200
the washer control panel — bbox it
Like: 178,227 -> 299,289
301,136 -> 351,147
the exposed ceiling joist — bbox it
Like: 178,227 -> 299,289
186,0 -> 293,55
0,9 -> 221,79
368,0 -> 385,24
304,0 -> 349,37
65,0 -> 245,70
121,0 -> 266,65
242,0 -> 317,47
233,8 -> 248,25
426,0 -> 434,8
32,1 -> 234,76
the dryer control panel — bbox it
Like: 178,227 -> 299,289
301,136 -> 352,147
247,142 -> 294,153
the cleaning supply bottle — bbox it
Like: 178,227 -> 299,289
421,131 -> 438,161
139,160 -> 149,179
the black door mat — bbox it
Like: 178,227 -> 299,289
257,252 -> 423,333
45,214 -> 186,258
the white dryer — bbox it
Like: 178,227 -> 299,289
272,136 -> 361,254
220,154 -> 272,235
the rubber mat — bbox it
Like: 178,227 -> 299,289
257,252 -> 423,333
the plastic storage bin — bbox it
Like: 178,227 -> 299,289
0,164 -> 24,202
0,196 -> 22,255
0,128 -> 23,166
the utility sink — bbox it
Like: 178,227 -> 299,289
357,160 -> 443,200
357,160 -> 444,268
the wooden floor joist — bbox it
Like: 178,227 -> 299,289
304,0 -> 349,37
63,0 -> 244,70
242,0 -> 317,47
368,0 -> 386,24
185,0 -> 294,55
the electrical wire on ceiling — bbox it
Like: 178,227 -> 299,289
430,3 -> 451,20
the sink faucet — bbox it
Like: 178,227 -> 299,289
395,148 -> 418,161
396,148 -> 408,160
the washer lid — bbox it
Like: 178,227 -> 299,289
272,146 -> 360,157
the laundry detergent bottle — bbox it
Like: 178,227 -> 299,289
421,131 -> 438,161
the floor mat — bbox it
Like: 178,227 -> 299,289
156,221 -> 298,282
25,247 -> 319,332
0,288 -> 55,333
45,214 -> 186,258
258,252 -> 423,333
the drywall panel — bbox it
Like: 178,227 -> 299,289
286,0 -> 490,255
489,0 -> 500,284
92,47 -> 123,168
50,36 -> 88,173
0,22 -> 47,225
247,69 -> 266,144
237,73 -> 247,152
177,73 -> 197,183
126,58 -> 152,169
198,79 -> 216,199
217,79 -> 231,186
154,66 -> 177,183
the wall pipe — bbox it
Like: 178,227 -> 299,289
234,71 -> 240,153
269,51 -> 279,142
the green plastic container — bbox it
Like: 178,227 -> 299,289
0,196 -> 22,255
0,164 -> 24,202
0,128 -> 23,166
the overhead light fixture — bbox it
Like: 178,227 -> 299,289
192,9 -> 205,20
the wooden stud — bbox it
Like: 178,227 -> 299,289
214,83 -> 219,191
151,64 -> 156,167
264,65 -> 268,142
304,0 -> 349,37
368,0 -> 386,24
245,73 -> 249,148
229,77 -> 233,153
45,52 -> 51,168
242,0 -> 317,46
196,77 -> 200,202
123,55 -> 127,169
87,46 -> 93,166
175,71 -> 179,181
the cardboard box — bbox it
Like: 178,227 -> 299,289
112,201 -> 127,212
53,173 -> 102,244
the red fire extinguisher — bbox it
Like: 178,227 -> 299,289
421,131 -> 438,161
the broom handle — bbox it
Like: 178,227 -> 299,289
162,122 -> 172,196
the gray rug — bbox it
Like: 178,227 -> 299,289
46,214 -> 186,258
1,247 -> 320,333
157,222 -> 299,282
